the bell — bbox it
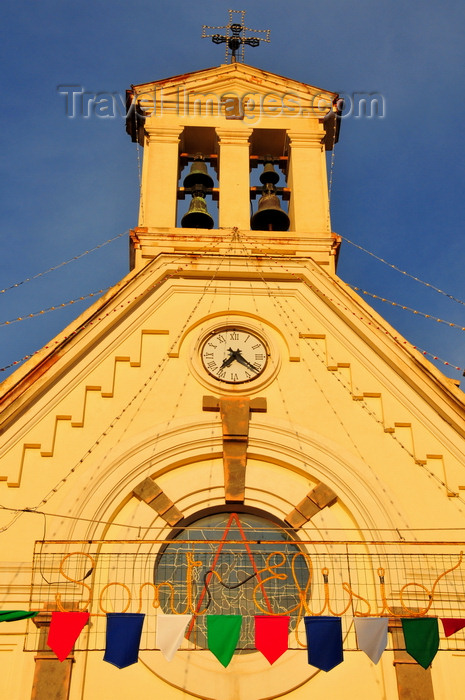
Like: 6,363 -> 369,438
259,161 -> 280,186
183,158 -> 214,190
181,192 -> 214,229
251,189 -> 290,231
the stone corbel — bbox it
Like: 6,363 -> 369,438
203,395 -> 267,503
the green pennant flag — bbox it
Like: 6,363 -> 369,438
207,615 -> 242,667
401,618 -> 439,669
0,611 -> 38,622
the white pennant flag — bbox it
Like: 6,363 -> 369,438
157,614 -> 192,662
354,617 -> 388,664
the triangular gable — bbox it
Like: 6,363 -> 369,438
1,252 -> 464,444
131,63 -> 338,107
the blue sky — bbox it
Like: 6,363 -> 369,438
1,0 -> 465,383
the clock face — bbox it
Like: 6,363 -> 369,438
201,328 -> 268,383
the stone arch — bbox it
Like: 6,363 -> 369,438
53,414 -> 402,541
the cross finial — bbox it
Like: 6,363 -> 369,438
202,9 -> 270,64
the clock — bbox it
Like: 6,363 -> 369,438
201,328 -> 268,383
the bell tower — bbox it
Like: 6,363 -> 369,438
126,62 -> 341,271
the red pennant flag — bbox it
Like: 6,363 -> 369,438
441,618 -> 465,637
255,616 -> 290,664
47,611 -> 89,661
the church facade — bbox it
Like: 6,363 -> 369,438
0,62 -> 465,700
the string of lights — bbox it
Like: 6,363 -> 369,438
0,232 -> 235,373
0,288 -> 110,327
279,269 -> 462,373
17,257 -> 455,340
225,234 -> 463,374
347,284 -> 465,331
0,232 -> 239,534
0,219 -> 461,378
413,346 -> 462,371
1,234 -> 464,535
237,232 -> 417,531
93,248 -> 235,542
1,262 -> 462,376
304,327 -> 465,510
341,235 -> 465,306
0,230 -> 128,294
237,233 -> 465,513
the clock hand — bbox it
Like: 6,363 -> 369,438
233,350 -> 259,373
219,349 -> 236,370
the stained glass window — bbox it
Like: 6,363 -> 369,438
154,510 -> 309,649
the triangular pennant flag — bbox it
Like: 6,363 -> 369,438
103,613 -> 145,669
207,615 -> 242,667
441,618 -> 465,638
254,616 -> 290,664
304,616 -> 343,672
157,614 -> 192,662
47,611 -> 89,662
354,617 -> 388,664
0,610 -> 38,622
401,618 -> 439,669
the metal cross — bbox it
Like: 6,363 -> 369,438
202,9 -> 270,64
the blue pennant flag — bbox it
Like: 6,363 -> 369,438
304,616 -> 343,672
103,613 -> 145,669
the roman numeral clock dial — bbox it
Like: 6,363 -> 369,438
201,329 -> 268,384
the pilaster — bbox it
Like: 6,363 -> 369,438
287,129 -> 331,233
216,127 -> 253,230
139,125 -> 182,228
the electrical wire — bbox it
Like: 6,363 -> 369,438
2,502 -> 465,537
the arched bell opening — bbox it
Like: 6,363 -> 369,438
250,159 -> 290,231
177,127 -> 219,228
249,129 -> 290,232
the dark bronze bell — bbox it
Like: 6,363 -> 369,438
181,190 -> 214,229
251,186 -> 290,231
183,158 -> 214,190
259,161 -> 280,186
